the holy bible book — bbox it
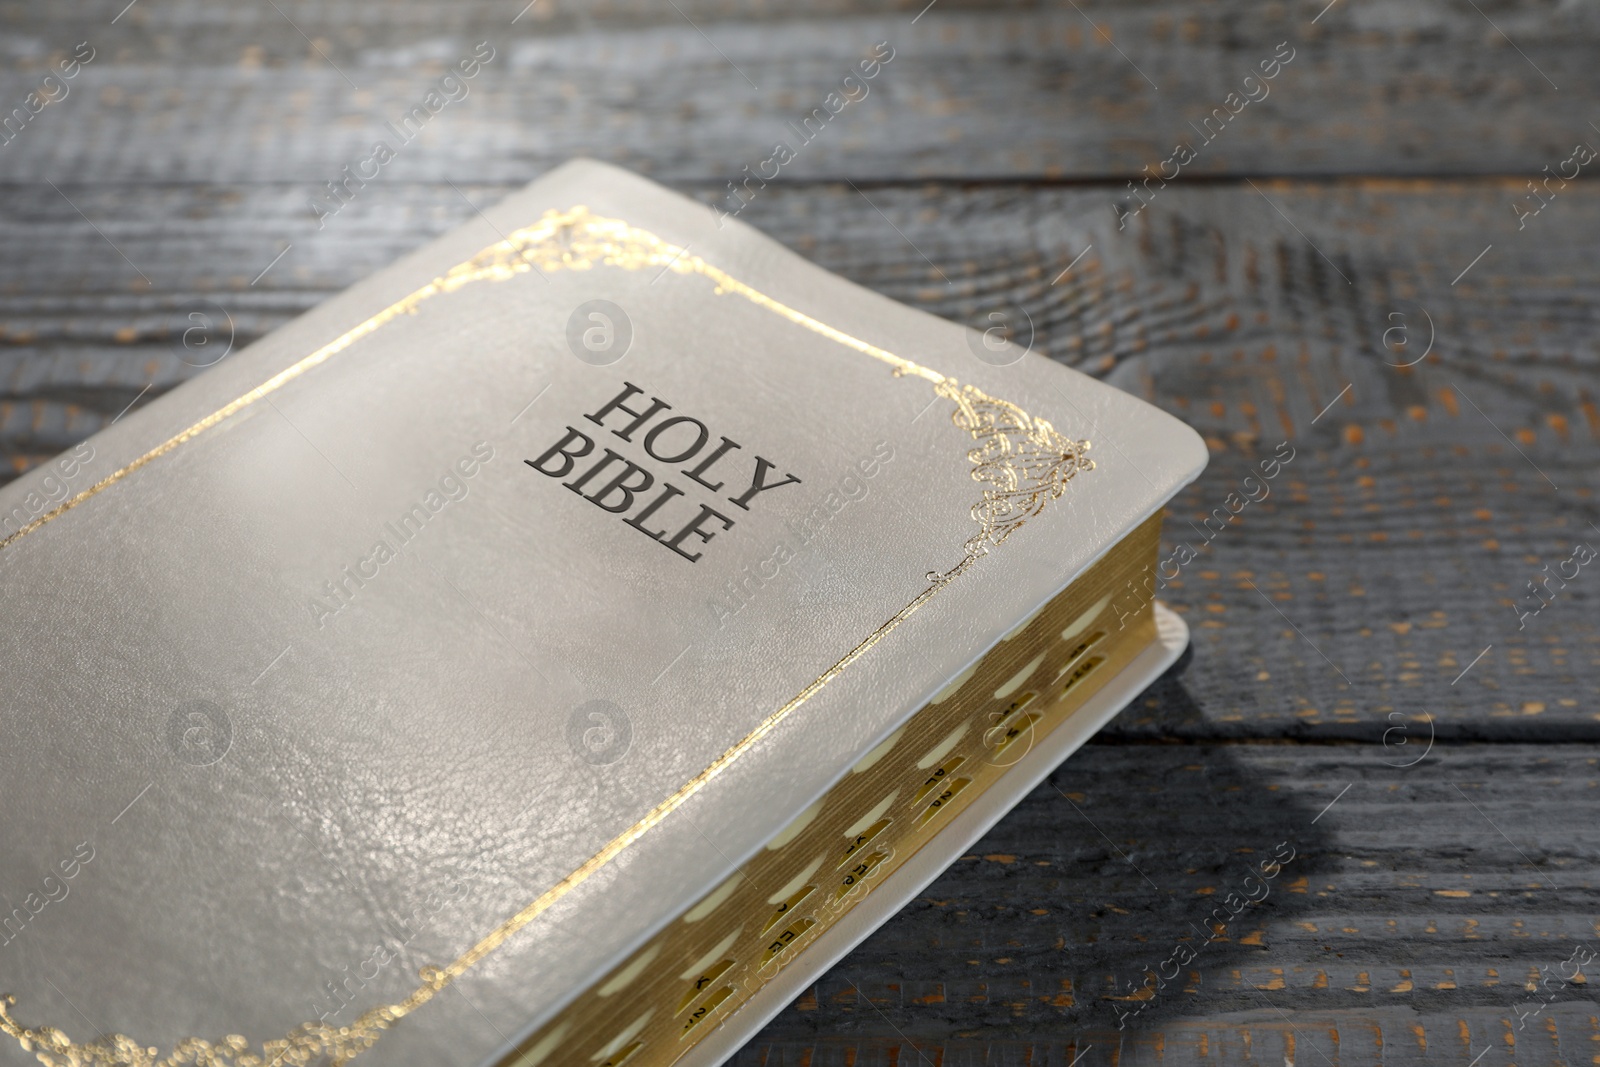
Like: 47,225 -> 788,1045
0,160 -> 1205,1067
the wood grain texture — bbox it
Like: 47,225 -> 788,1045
2,0 -> 1598,182
2,0 -> 1598,1061
740,740 -> 1600,1066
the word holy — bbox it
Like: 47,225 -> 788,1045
307,442 -> 495,628
526,382 -> 801,564
1512,141 -> 1596,231
1,841 -> 95,948
1111,841 -> 1296,1029
309,42 -> 496,229
708,440 -> 894,627
1112,441 -> 1296,628
1,41 -> 95,147
1514,539 -> 1595,630
1114,41 -> 1296,230
713,41 -> 895,225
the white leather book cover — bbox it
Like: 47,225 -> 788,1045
0,160 -> 1206,1067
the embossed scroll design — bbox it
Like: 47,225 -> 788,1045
0,208 -> 1092,1067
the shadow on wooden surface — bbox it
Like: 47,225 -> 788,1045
745,656 -> 1600,1065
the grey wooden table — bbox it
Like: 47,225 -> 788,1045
3,1 -> 1598,1064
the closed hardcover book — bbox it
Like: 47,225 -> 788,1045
0,160 -> 1206,1067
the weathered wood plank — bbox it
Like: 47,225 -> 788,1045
1,1 -> 1596,182
4,179 -> 1596,739
740,741 -> 1600,1066
7,178 -> 1600,428
739,1009 -> 1600,1067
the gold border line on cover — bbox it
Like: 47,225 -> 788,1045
0,207 -> 1092,1067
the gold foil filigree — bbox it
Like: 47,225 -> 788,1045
1,208 -> 1092,1067
936,379 -> 1093,561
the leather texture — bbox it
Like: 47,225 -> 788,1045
0,160 -> 1207,1067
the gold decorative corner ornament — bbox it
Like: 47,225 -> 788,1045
936,379 -> 1093,561
0,208 -> 1092,1067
